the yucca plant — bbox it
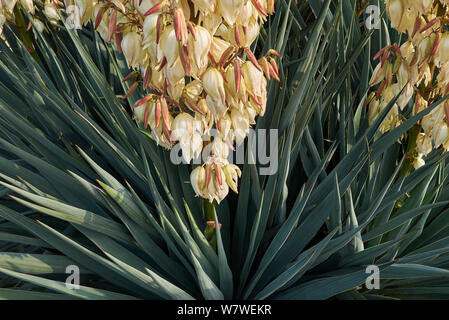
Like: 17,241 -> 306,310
1,0 -> 449,300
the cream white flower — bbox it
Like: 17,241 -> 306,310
122,31 -> 147,68
231,107 -> 250,145
171,113 -> 203,163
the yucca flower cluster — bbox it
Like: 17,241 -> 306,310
68,0 -> 278,203
368,0 -> 449,169
0,0 -> 65,36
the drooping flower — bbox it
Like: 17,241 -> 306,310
171,113 -> 203,163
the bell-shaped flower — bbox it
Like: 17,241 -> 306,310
231,107 -> 250,145
122,31 -> 147,68
171,113 -> 203,163
211,137 -> 230,160
434,121 -> 449,148
223,164 -> 241,194
435,33 -> 449,67
386,0 -> 404,29
189,25 -> 212,73
159,25 -> 180,67
218,0 -> 243,25
242,61 -> 267,115
191,0 -> 217,14
0,0 -> 18,14
20,0 -> 34,14
44,1 -> 61,23
203,67 -> 226,103
190,166 -> 207,198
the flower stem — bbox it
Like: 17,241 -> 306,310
204,200 -> 217,251
399,124 -> 421,177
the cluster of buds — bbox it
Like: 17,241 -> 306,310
368,0 -> 449,169
71,0 -> 278,202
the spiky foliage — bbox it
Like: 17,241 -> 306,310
1,0 -> 449,300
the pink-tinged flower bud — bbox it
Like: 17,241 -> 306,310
190,166 -> 206,198
203,67 -> 226,104
171,113 -> 203,163
134,99 -> 157,129
369,63 -> 385,86
173,8 -> 188,46
94,5 -> 109,40
225,62 -> 246,101
122,31 -> 146,68
132,0 -> 161,16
